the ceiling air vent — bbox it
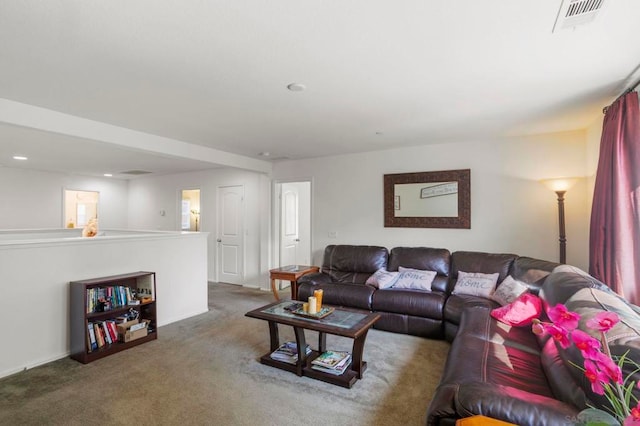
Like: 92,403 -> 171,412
553,0 -> 605,33
120,170 -> 152,175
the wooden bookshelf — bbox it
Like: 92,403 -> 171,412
70,271 -> 157,364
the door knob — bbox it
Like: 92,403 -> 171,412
216,238 -> 222,242
295,238 -> 300,242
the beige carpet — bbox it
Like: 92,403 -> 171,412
0,283 -> 449,426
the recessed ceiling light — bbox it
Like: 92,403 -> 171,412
103,173 -> 113,177
12,155 -> 28,160
259,152 -> 270,157
376,132 -> 384,135
287,83 -> 306,92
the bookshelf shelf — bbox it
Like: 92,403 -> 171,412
70,271 -> 158,364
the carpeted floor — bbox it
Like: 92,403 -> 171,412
0,283 -> 450,426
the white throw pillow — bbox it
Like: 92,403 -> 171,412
452,271 -> 500,298
490,275 -> 529,306
393,267 -> 437,290
365,268 -> 399,289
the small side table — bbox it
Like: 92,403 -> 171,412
456,415 -> 517,426
269,265 -> 320,301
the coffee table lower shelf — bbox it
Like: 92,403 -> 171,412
258,350 -> 363,388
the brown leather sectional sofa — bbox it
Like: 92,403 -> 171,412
296,245 -> 640,426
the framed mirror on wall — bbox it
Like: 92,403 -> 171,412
384,169 -> 471,228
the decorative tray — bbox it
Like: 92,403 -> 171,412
292,307 -> 334,319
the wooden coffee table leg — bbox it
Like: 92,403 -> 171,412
268,321 -> 280,352
318,332 -> 326,353
293,326 -> 307,376
270,278 -> 280,301
290,280 -> 298,300
351,329 -> 370,379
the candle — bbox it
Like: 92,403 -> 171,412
313,289 -> 324,310
303,302 -> 309,313
308,296 -> 317,314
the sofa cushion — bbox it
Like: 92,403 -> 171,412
372,288 -> 445,319
321,244 -> 389,284
490,293 -> 542,327
491,275 -> 529,306
393,267 -> 437,290
452,271 -> 499,297
540,270 -> 611,307
508,256 -> 559,295
443,294 -> 497,327
365,268 -> 399,289
449,251 -> 517,293
388,247 -> 450,293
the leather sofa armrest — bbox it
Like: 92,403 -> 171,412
453,382 -> 578,426
297,272 -> 332,286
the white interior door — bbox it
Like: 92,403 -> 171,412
280,185 -> 299,266
279,182 -> 311,268
217,185 -> 244,284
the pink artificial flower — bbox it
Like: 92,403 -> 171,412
594,351 -> 623,385
544,323 -> 572,349
531,319 -> 545,336
624,402 -> 640,426
572,329 -> 602,360
548,304 -> 580,330
584,359 -> 609,395
587,311 -> 620,332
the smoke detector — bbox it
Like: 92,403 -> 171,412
553,0 -> 605,33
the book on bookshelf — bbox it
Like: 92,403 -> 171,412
87,323 -> 97,352
311,350 -> 350,368
270,341 -> 311,364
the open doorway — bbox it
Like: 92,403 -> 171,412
64,189 -> 99,229
180,189 -> 201,231
275,180 -> 312,270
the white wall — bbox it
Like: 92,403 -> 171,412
0,231 -> 208,379
0,167 -> 129,229
127,167 -> 270,287
273,131 -> 591,270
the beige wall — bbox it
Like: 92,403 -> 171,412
274,130 -> 591,270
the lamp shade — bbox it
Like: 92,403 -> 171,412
540,177 -> 580,193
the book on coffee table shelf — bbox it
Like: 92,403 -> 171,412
270,341 -> 311,364
311,350 -> 351,375
311,350 -> 350,368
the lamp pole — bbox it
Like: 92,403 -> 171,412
556,190 -> 567,264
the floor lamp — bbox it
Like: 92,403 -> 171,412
541,178 -> 579,264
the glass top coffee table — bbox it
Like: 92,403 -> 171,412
245,301 -> 381,388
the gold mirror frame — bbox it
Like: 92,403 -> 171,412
384,169 -> 471,228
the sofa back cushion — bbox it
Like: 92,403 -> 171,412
508,256 -> 559,295
388,246 -> 450,292
321,245 -> 389,284
448,251 -> 517,294
540,269 -> 611,307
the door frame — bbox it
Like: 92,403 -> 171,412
272,178 -> 313,270
177,187 -> 202,231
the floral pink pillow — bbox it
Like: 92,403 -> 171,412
490,293 -> 542,327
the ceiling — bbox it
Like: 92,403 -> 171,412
1,1 -> 640,179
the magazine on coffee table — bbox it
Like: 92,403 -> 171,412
311,350 -> 350,368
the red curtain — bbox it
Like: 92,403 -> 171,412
589,91 -> 640,305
